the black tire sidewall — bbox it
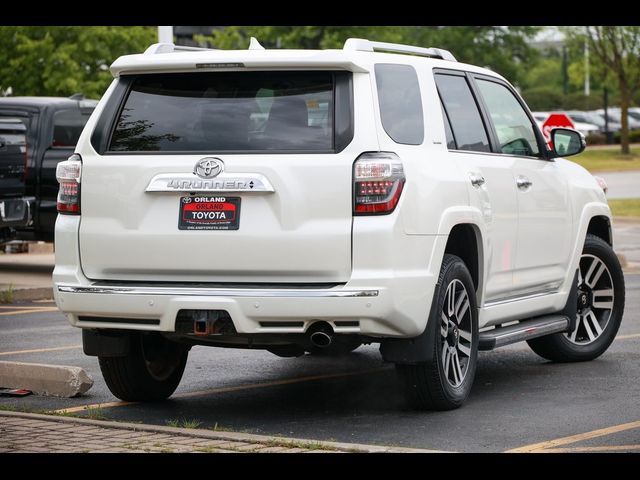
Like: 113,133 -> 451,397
431,255 -> 479,405
555,235 -> 625,358
527,234 -> 625,362
99,333 -> 188,401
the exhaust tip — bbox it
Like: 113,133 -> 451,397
310,331 -> 332,348
307,321 -> 334,348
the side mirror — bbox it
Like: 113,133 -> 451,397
550,128 -> 586,158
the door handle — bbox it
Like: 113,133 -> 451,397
469,174 -> 485,188
516,176 -> 532,190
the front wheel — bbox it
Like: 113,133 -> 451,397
99,333 -> 188,401
527,234 -> 625,362
396,254 -> 479,410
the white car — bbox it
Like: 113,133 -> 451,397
54,38 -> 625,410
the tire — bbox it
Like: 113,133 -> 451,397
99,332 -> 188,402
306,337 -> 362,356
527,234 -> 625,362
396,254 -> 479,410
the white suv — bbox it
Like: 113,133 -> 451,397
53,38 -> 625,410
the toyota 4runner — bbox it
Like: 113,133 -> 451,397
53,38 -> 625,410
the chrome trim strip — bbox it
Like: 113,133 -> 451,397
146,172 -> 275,193
479,315 -> 569,350
483,286 -> 560,308
57,285 -> 379,298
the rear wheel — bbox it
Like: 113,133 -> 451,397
527,234 -> 625,362
396,254 -> 479,410
99,333 -> 188,401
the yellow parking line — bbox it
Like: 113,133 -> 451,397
0,305 -> 55,309
505,419 -> 640,453
0,345 -> 82,356
55,401 -> 133,414
54,367 -> 388,414
538,444 -> 640,453
0,307 -> 59,316
617,333 -> 640,340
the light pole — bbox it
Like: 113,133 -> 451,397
585,40 -> 590,97
158,26 -> 174,44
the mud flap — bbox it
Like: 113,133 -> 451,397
379,281 -> 440,364
82,329 -> 131,357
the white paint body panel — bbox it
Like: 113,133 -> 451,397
54,45 -> 613,338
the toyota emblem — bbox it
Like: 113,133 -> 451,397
194,158 -> 224,179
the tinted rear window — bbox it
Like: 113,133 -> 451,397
108,72 -> 336,152
0,118 -> 27,145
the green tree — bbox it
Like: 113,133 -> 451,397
203,26 -> 539,86
567,27 -> 640,154
204,26 -> 408,50
0,26 -> 156,98
408,27 -> 540,87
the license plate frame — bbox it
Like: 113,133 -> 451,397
178,196 -> 241,231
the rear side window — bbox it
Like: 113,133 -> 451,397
108,72 -> 339,153
53,109 -> 90,147
435,73 -> 490,153
375,64 -> 424,145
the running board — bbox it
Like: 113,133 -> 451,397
479,315 -> 570,351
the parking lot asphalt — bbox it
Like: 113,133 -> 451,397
1,274 -> 639,453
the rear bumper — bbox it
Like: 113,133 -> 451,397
54,212 -> 445,339
54,279 -> 434,338
0,196 -> 33,228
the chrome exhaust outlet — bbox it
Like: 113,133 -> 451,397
308,322 -> 334,348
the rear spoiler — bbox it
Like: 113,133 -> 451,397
110,48 -> 369,77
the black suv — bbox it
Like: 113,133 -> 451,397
0,95 -> 96,243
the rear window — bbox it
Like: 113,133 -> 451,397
108,72 -> 338,153
0,118 -> 27,149
53,109 -> 92,147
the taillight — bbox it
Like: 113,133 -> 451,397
353,152 -> 405,215
56,153 -> 82,214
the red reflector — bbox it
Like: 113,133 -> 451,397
56,202 -> 80,214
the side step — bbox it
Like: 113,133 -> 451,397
479,315 -> 570,351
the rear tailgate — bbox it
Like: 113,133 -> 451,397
79,70 -> 370,283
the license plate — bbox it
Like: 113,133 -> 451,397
178,196 -> 241,231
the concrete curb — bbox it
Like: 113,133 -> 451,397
0,361 -> 93,397
0,410 -> 447,453
8,287 -> 53,302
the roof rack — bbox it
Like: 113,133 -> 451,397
343,38 -> 457,62
144,43 -> 218,55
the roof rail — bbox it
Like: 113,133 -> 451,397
343,38 -> 457,62
144,43 -> 218,55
